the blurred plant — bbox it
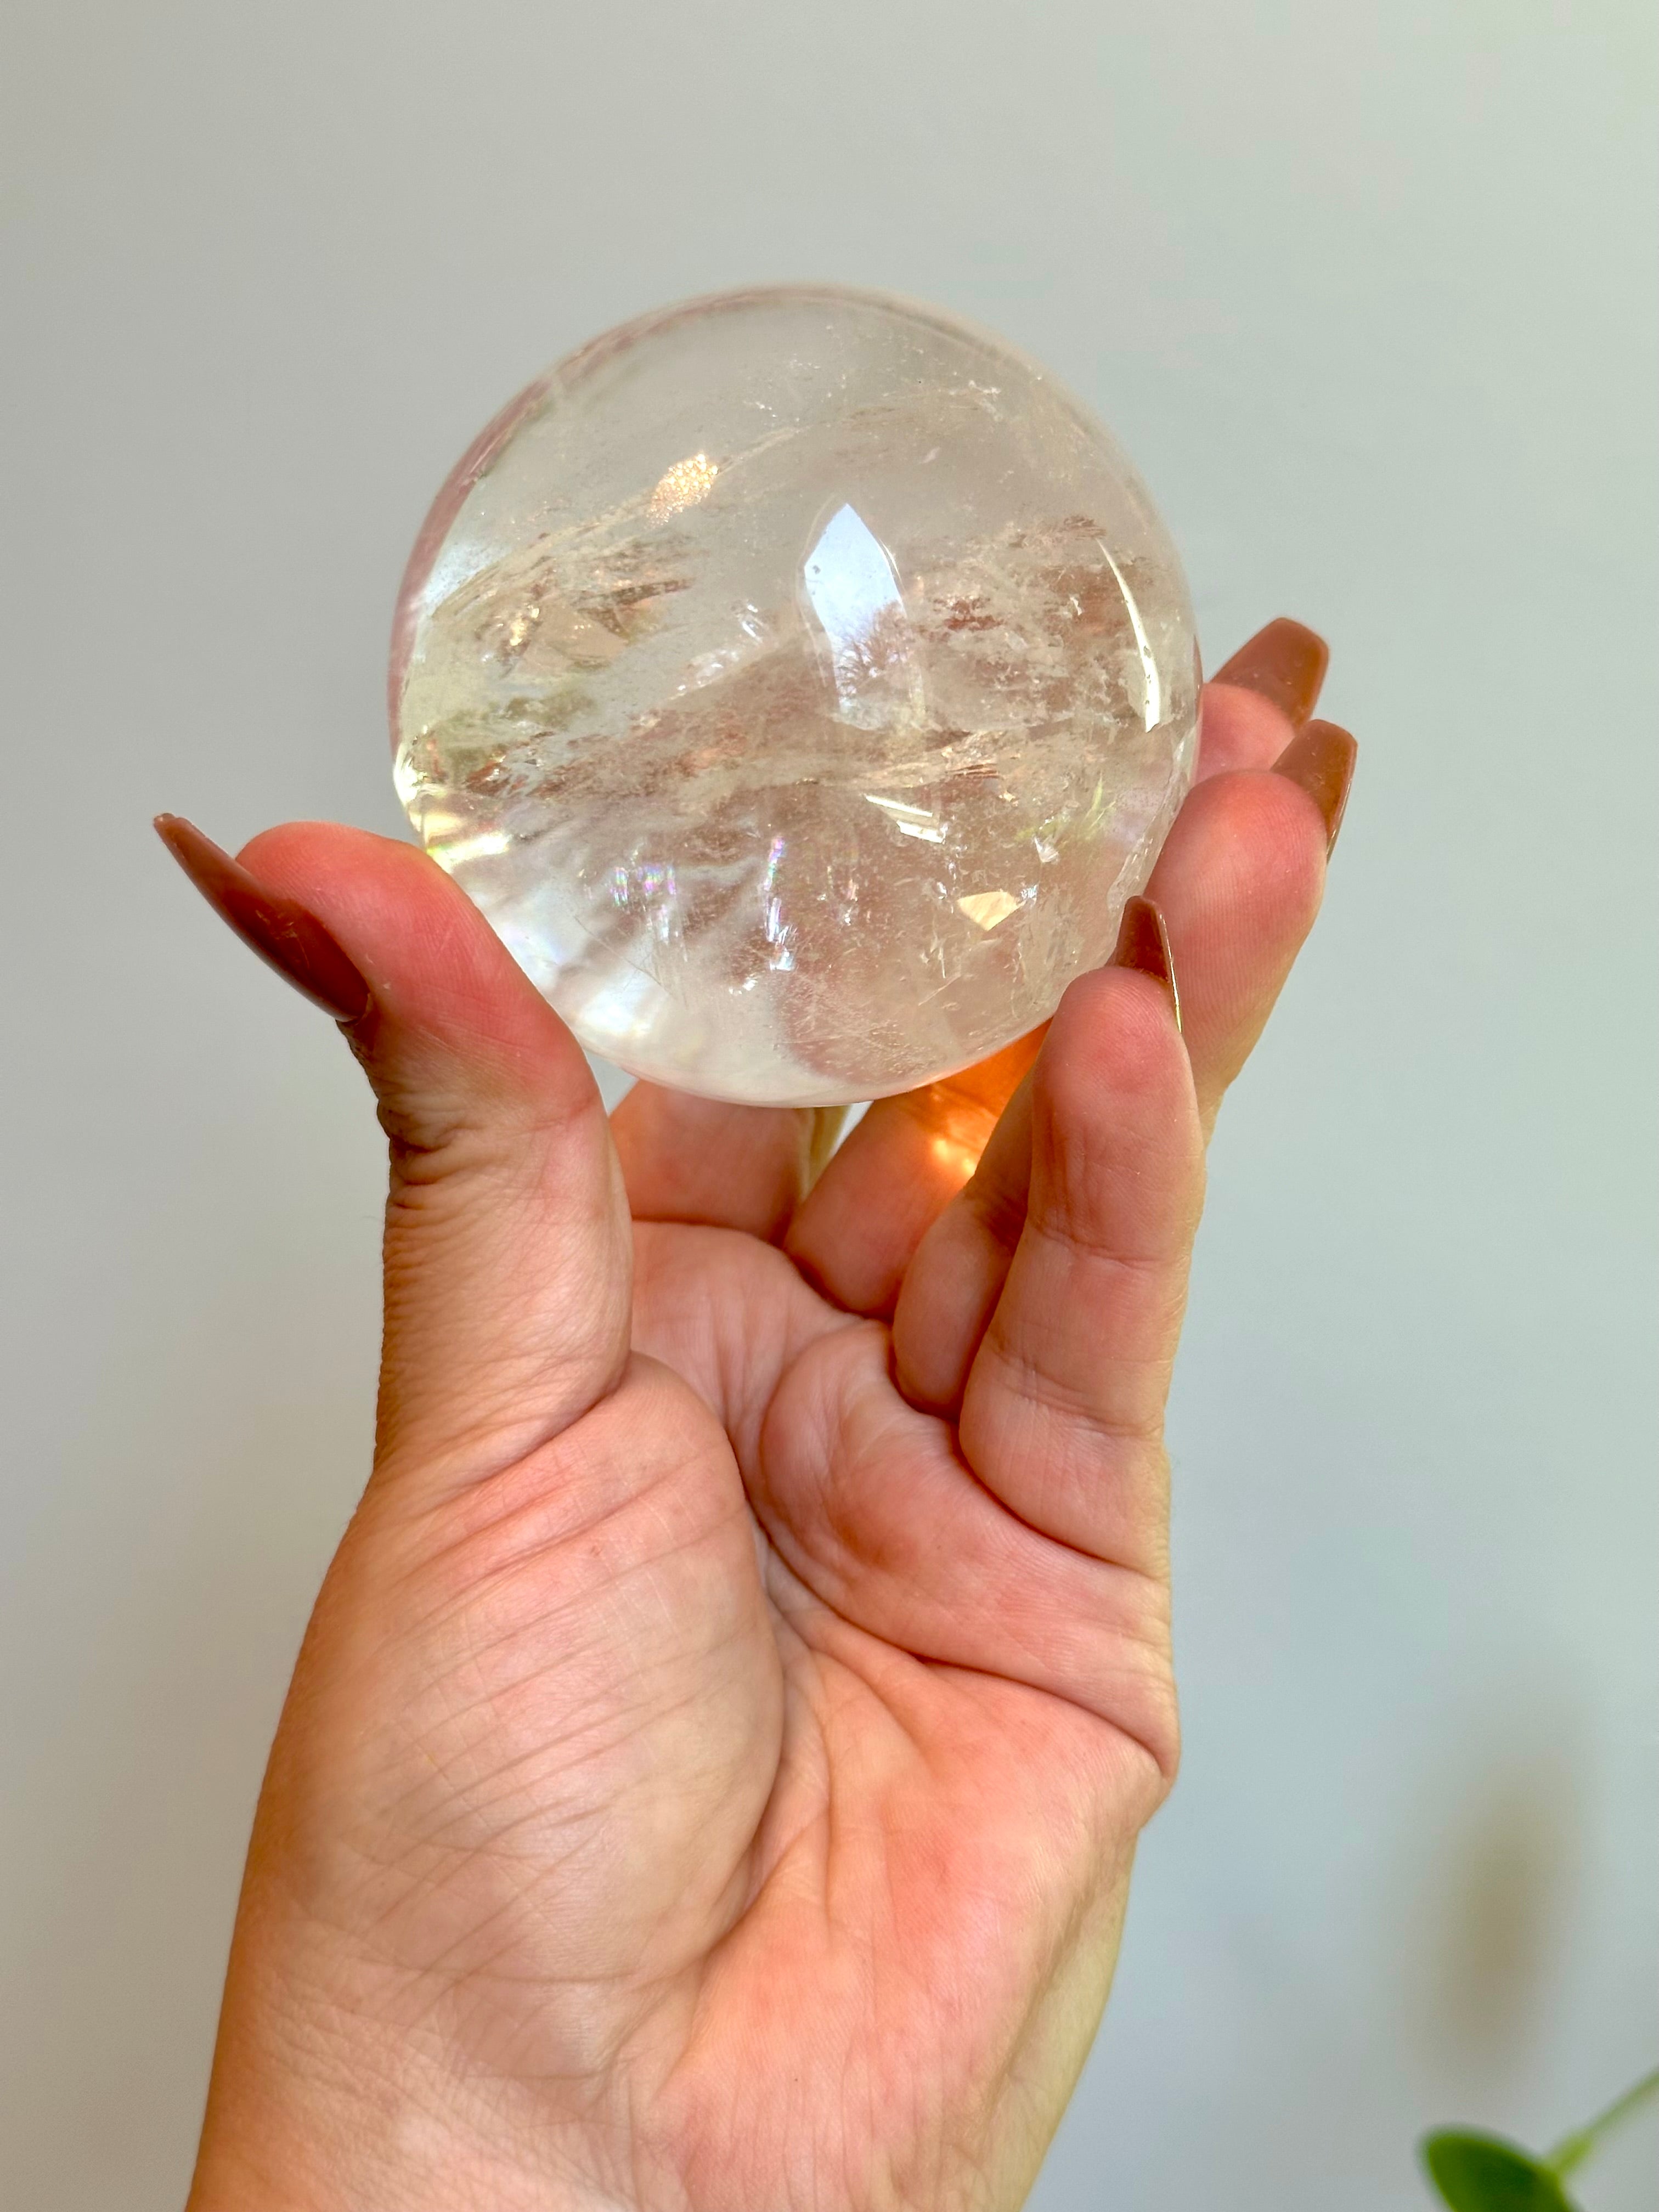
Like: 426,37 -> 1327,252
1420,2065 -> 1659,2209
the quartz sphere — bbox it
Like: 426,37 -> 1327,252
391,286 -> 1199,1105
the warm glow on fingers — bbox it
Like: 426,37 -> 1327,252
928,1126 -> 987,1185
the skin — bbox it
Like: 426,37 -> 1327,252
179,643 -> 1349,2212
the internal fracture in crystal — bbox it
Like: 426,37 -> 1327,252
390,286 -> 1199,1105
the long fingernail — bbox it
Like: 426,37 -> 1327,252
1111,895 -> 1181,1032
1212,617 -> 1329,727
155,815 -> 372,1022
1271,720 -> 1358,855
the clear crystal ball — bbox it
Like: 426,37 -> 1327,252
391,286 -> 1199,1106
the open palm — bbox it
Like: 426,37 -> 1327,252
175,625 -> 1351,2212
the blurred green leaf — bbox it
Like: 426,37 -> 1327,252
1419,2131 -> 1581,2212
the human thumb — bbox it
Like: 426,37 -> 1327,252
157,816 -> 631,1503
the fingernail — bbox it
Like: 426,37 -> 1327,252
1271,719 -> 1358,855
154,815 -> 372,1023
1111,895 -> 1181,1032
1212,617 -> 1329,727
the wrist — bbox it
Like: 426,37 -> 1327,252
189,2056 -> 626,2212
187,1913 -> 630,2212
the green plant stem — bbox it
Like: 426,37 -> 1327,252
1545,2064 -> 1659,2179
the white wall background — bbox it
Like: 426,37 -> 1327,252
2,2 -> 1654,2205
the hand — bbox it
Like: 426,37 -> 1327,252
161,620 -> 1353,2212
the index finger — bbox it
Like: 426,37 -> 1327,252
785,620 -> 1341,1311
610,1084 -> 844,1243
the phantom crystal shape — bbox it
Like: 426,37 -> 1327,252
390,286 -> 1199,1105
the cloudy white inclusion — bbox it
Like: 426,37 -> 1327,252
760,835 -> 794,969
1098,541 -> 1162,731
